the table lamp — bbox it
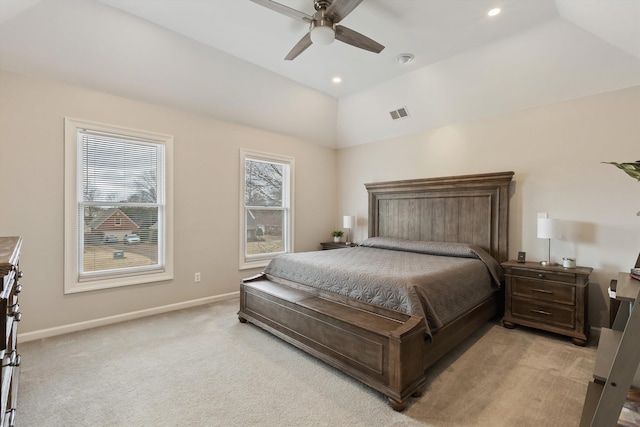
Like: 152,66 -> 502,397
343,215 -> 356,245
537,215 -> 559,266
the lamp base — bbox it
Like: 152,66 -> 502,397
540,261 -> 558,266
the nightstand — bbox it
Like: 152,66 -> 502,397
320,242 -> 356,250
501,260 -> 592,346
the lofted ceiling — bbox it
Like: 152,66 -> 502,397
0,0 -> 639,148
95,0 -> 563,98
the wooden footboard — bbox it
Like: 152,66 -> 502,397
238,274 -> 427,410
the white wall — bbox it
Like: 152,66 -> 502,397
0,70 -> 338,335
337,85 -> 640,328
2,67 -> 637,335
336,18 -> 640,148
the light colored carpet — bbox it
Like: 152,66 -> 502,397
17,298 -> 596,426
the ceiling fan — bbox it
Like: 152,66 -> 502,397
250,0 -> 385,60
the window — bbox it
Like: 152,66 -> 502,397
64,118 -> 173,293
240,149 -> 294,269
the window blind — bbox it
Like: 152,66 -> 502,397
77,130 -> 166,280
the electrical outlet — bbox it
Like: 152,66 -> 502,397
194,272 -> 201,283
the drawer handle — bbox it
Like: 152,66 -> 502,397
8,303 -> 19,316
8,303 -> 22,321
2,351 -> 18,367
15,284 -> 22,294
532,289 -> 553,294
17,271 -> 23,279
531,309 -> 552,316
537,273 -> 544,279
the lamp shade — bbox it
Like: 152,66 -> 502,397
310,25 -> 335,45
537,218 -> 559,239
343,215 -> 355,229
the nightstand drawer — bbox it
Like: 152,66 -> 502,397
507,267 -> 576,284
511,297 -> 576,329
511,277 -> 575,305
502,260 -> 592,345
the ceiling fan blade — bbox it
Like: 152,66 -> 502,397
325,0 -> 363,23
335,25 -> 384,53
284,32 -> 313,60
250,0 -> 313,23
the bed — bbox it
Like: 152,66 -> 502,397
238,171 -> 514,410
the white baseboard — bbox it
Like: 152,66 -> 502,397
19,291 -> 240,343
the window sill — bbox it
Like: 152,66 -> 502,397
64,270 -> 173,294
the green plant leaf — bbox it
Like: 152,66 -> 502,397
602,161 -> 640,181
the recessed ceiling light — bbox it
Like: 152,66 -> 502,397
396,53 -> 414,64
332,76 -> 342,84
488,8 -> 501,17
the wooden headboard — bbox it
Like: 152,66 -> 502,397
365,171 -> 514,263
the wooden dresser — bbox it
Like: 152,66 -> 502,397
501,260 -> 592,346
0,237 -> 22,427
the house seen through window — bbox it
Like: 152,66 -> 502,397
240,149 -> 294,269
64,118 -> 173,293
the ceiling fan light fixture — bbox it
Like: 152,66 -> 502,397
310,24 -> 335,45
253,0 -> 384,60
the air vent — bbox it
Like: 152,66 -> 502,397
389,106 -> 410,121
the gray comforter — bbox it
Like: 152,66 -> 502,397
263,237 -> 503,338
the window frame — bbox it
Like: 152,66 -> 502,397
64,117 -> 174,293
239,148 -> 294,270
